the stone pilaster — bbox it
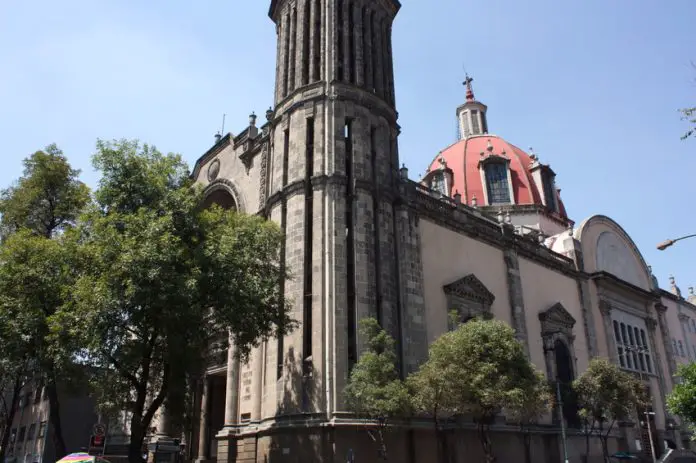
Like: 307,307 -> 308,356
195,376 -> 211,463
564,238 -> 598,357
502,241 -> 530,358
655,303 -> 677,380
599,299 -> 618,364
395,205 -> 427,374
216,337 -> 240,463
645,316 -> 671,427
678,312 -> 694,361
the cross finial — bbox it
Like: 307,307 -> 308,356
464,73 -> 475,102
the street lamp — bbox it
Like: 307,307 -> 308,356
656,233 -> 696,251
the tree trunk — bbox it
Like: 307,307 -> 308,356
477,423 -> 496,463
45,367 -> 67,459
435,418 -> 449,463
377,425 -> 388,461
600,435 -> 610,463
128,417 -> 146,463
522,428 -> 532,463
0,376 -> 23,463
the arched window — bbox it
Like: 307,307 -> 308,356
484,162 -> 510,204
202,189 -> 237,211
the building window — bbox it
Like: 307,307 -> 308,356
673,339 -> 679,356
471,109 -> 480,134
484,162 -> 510,204
691,319 -> 696,332
542,171 -> 556,212
27,424 -> 35,441
10,429 -> 16,444
431,173 -> 447,195
613,320 -> 652,374
38,422 -> 47,439
18,427 -> 25,442
679,340 -> 685,357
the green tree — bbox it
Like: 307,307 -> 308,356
667,362 -> 696,436
506,372 -> 552,463
345,318 -> 410,461
408,318 -> 545,463
51,139 -> 293,463
0,144 -> 89,240
573,358 -> 648,463
0,146 -> 89,458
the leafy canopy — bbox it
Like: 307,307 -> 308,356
0,145 -> 89,239
573,358 -> 647,429
345,318 -> 410,420
667,362 -> 696,434
409,318 -> 545,423
50,139 -> 293,432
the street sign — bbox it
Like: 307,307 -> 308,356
90,435 -> 105,448
93,424 -> 106,437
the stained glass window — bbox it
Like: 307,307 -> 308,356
485,162 -> 510,204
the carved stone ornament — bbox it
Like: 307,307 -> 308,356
599,299 -> 612,316
539,302 -> 576,336
207,158 -> 221,182
645,317 -> 658,332
443,274 -> 495,306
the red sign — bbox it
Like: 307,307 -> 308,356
90,435 -> 105,448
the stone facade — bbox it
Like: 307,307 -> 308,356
178,1 -> 696,462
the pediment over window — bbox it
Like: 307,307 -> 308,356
443,274 -> 495,306
538,302 -> 576,335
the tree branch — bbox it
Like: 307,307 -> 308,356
141,363 -> 170,430
104,350 -> 140,389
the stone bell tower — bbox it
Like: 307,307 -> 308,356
264,0 -> 406,425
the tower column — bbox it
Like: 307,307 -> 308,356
353,2 -> 364,87
363,7 -> 373,91
372,12 -> 384,97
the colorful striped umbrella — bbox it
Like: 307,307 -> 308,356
56,453 -> 109,463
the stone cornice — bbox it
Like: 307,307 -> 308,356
659,288 -> 696,310
401,181 -> 581,278
589,271 -> 659,301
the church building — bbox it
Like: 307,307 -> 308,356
172,1 -> 694,461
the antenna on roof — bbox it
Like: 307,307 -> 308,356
214,114 -> 226,143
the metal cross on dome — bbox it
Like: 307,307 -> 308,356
463,73 -> 475,101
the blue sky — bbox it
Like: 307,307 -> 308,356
0,1 -> 694,292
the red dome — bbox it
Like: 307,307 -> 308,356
424,134 -> 569,220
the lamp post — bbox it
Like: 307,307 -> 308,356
656,233 -> 696,251
555,380 -> 570,463
642,411 -> 657,463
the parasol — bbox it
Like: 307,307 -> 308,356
56,453 -> 110,463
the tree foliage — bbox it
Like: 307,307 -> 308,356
50,139 -> 293,463
667,362 -> 696,437
345,318 -> 410,461
0,145 -> 89,239
409,318 -> 546,463
0,146 -> 89,459
573,358 -> 648,462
